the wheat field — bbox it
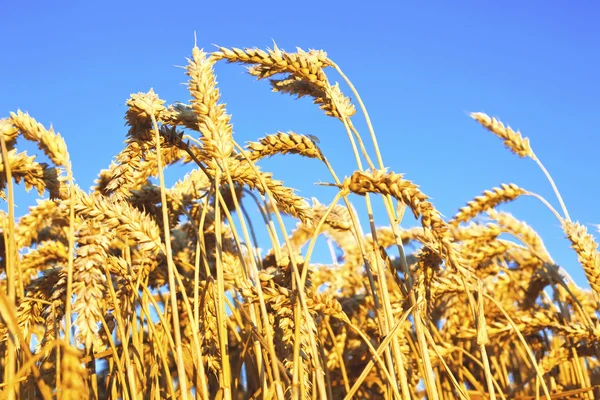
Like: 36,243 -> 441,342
1,43 -> 599,400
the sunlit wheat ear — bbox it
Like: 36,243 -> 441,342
200,279 -> 221,374
9,110 -> 70,167
470,112 -> 534,158
341,169 -> 459,268
450,183 -> 527,226
562,220 -> 600,299
96,92 -> 182,198
213,45 -> 330,86
95,94 -> 152,197
72,221 -> 109,350
214,44 -> 358,121
246,132 -> 325,162
72,188 -> 162,255
186,46 -> 234,160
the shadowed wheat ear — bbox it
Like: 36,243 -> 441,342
0,149 -> 66,199
270,77 -> 357,119
470,112 -> 571,222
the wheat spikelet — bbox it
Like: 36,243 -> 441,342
126,89 -> 167,127
201,279 -> 221,374
470,112 -> 534,158
97,93 -> 185,197
317,199 -> 354,230
123,90 -> 163,140
451,183 -> 526,226
12,275 -> 52,342
345,170 -> 434,223
539,345 -> 569,374
22,268 -> 69,353
263,285 -> 315,398
369,226 -> 428,247
128,136 -> 187,188
171,167 -> 211,202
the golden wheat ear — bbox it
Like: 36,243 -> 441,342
470,111 -> 571,221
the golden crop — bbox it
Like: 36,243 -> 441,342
1,43 -> 598,400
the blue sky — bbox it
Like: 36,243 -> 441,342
2,1 -> 599,287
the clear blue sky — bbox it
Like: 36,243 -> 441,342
2,1 -> 598,287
